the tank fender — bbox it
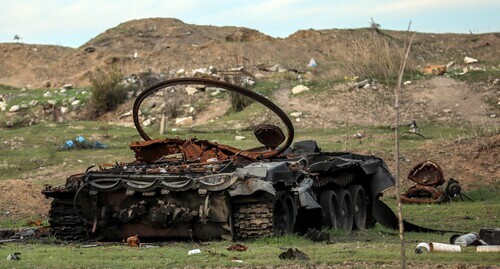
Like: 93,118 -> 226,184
360,158 -> 382,175
291,177 -> 321,209
228,178 -> 275,197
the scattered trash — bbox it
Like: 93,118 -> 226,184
188,248 -> 201,255
227,244 -> 248,251
446,61 -> 455,69
422,65 -> 446,75
126,234 -> 140,247
429,242 -> 461,252
290,111 -> 303,118
477,246 -> 500,252
279,248 -> 310,260
6,253 -> 21,261
351,79 -> 371,89
415,242 -> 430,254
307,58 -> 317,67
174,116 -> 193,126
403,81 -> 412,86
61,136 -> 108,150
452,232 -> 479,247
232,259 -> 244,263
80,244 -> 99,248
464,56 -> 479,64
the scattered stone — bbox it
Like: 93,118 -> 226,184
234,135 -> 246,141
185,86 -> 198,95
61,84 -> 72,90
490,114 -> 497,118
176,69 -> 185,75
403,81 -> 412,86
68,97 -> 76,103
175,116 -> 193,125
61,107 -> 69,114
71,100 -> 81,106
446,61 -> 455,69
9,105 -> 20,112
493,78 -> 499,85
81,90 -> 88,95
59,88 -> 67,94
29,100 -> 38,106
84,47 -> 96,53
363,83 -> 371,89
443,109 -> 453,113
0,102 -> 6,111
290,111 -> 303,117
127,91 -> 134,99
295,118 -> 301,122
279,248 -> 309,260
142,118 -> 152,127
464,56 -> 478,64
292,85 -> 310,95
188,107 -> 195,114
268,64 -> 288,73
43,91 -> 52,98
20,104 -> 28,109
210,89 -> 221,96
119,111 -> 132,119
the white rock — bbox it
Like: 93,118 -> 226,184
403,81 -> 412,86
490,114 -> 497,118
210,90 -> 221,96
29,100 -> 38,106
43,91 -> 52,98
81,90 -> 87,95
20,104 -> 28,109
464,56 -> 478,64
71,100 -> 81,106
185,86 -> 198,95
446,61 -> 455,69
142,118 -> 152,127
363,83 -> 371,89
119,111 -> 132,119
61,107 -> 69,113
234,135 -> 246,141
9,105 -> 20,112
47,100 -> 57,105
176,68 -> 185,75
443,109 -> 453,113
175,116 -> 193,125
290,111 -> 303,118
68,97 -> 76,103
61,84 -> 73,90
295,118 -> 301,122
188,107 -> 195,114
292,85 -> 310,95
127,91 -> 134,99
59,88 -> 67,93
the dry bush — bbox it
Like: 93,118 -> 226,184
87,66 -> 127,118
341,31 -> 417,83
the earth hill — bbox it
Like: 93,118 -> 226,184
0,17 -> 499,88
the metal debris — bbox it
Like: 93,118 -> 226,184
227,244 -> 248,251
125,234 -> 140,247
401,161 -> 471,204
279,248 -> 309,260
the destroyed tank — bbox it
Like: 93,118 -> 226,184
42,78 -> 396,241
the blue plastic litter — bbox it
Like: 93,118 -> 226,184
94,141 -> 108,149
65,140 -> 75,149
75,136 -> 86,143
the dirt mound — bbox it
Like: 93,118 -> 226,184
1,18 -> 499,89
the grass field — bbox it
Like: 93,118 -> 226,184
0,121 -> 498,268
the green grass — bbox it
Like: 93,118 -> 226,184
1,217 -> 498,268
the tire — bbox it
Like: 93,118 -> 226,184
273,194 -> 297,235
348,185 -> 367,230
320,190 -> 340,229
335,189 -> 354,234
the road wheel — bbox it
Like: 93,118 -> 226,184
335,189 -> 354,234
320,190 -> 340,229
348,185 -> 367,230
273,194 -> 297,235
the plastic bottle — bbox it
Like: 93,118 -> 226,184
453,232 -> 479,247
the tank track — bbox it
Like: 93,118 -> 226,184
232,201 -> 274,239
49,199 -> 88,241
313,172 -> 355,188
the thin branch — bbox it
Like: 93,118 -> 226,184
394,22 -> 415,269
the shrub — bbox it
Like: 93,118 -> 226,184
88,66 -> 127,118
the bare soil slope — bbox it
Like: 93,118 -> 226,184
1,18 -> 499,88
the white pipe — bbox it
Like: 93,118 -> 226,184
415,243 -> 430,254
429,242 -> 461,252
477,246 -> 500,252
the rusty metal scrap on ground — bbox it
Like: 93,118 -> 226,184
401,161 -> 472,204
